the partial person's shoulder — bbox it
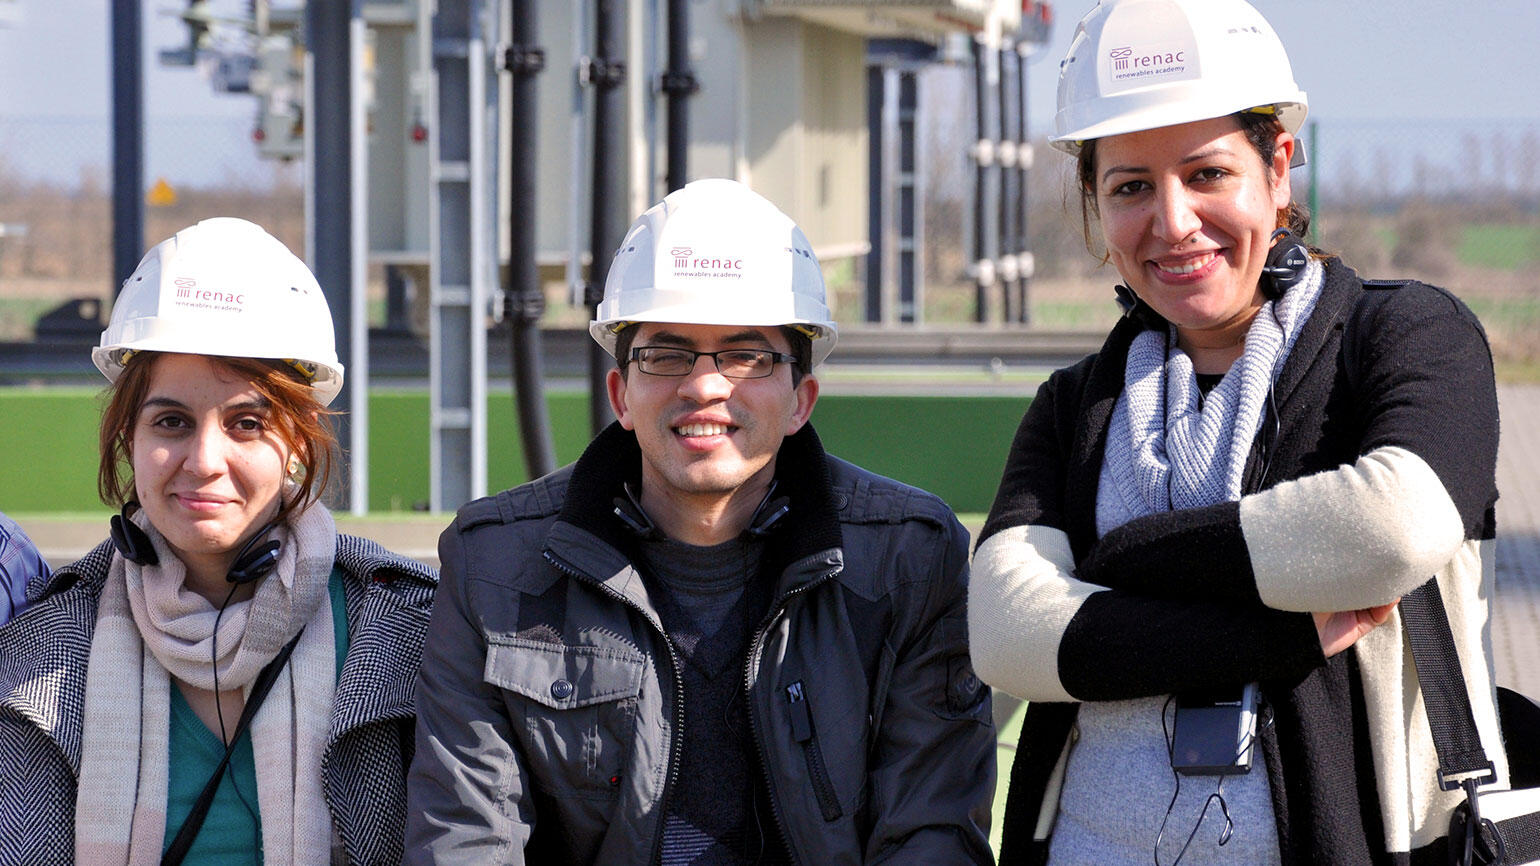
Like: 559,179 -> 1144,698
0,511 -> 23,547
450,464 -> 575,536
822,456 -> 970,604
824,455 -> 960,531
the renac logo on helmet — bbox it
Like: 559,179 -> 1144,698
1108,45 -> 1188,80
172,285 -> 246,309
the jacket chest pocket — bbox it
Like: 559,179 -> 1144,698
486,637 -> 646,799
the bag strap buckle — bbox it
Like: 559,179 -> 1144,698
1437,763 -> 1496,793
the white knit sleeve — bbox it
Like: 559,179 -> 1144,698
969,525 -> 1099,702
1241,445 -> 1464,611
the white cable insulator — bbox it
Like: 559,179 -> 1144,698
972,139 -> 996,166
997,140 -> 1017,168
999,255 -> 1020,282
969,259 -> 998,286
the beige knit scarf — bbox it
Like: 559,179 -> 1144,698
75,501 -> 339,865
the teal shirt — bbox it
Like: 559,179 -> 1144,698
163,568 -> 350,863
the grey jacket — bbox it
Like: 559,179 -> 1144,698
0,533 -> 437,865
406,423 -> 996,865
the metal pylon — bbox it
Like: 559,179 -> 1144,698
426,0 -> 495,511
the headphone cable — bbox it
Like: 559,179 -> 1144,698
210,582 -> 264,848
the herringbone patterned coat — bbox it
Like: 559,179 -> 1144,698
0,534 -> 437,865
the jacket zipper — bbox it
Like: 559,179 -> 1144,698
785,680 -> 843,821
542,550 -> 686,866
744,566 -> 842,866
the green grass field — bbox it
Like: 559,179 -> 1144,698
0,388 -> 1032,515
1369,221 -> 1540,271
1459,223 -> 1540,270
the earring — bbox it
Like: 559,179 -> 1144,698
286,457 -> 301,477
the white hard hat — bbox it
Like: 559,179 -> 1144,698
589,178 -> 839,367
93,217 -> 345,405
1052,0 -> 1308,164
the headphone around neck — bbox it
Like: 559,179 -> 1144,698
109,501 -> 282,585
1115,228 -> 1311,329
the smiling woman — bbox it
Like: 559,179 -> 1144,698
0,218 -> 437,865
971,1 -> 1506,864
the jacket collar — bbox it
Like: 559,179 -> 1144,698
551,421 -> 845,604
1063,315 -> 1141,561
330,535 -> 438,732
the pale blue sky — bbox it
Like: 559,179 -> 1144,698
1024,0 -> 1540,127
2,0 -> 1537,124
0,0 -> 1535,186
0,0 -> 252,120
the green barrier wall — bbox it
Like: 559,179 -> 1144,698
1,389 -> 1030,515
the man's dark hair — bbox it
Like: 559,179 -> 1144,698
614,324 -> 813,386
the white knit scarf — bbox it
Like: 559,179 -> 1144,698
1098,260 -> 1325,533
75,501 -> 339,865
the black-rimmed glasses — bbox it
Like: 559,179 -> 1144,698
628,346 -> 797,379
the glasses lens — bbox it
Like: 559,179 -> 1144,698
636,348 -> 694,375
716,350 -> 772,379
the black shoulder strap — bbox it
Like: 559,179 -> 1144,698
161,630 -> 305,866
1396,580 -> 1540,864
1400,580 -> 1495,788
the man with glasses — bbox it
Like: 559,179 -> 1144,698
406,179 -> 995,864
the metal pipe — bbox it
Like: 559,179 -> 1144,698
865,64 -> 884,323
308,0 -> 356,510
111,0 -> 143,295
1307,121 -> 1319,245
1016,40 -> 1032,324
506,0 -> 557,477
997,44 -> 1016,323
970,36 -> 993,323
663,0 -> 696,192
587,0 -> 626,435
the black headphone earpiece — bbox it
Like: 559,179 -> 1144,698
1114,283 -> 1169,332
1261,228 -> 1309,301
226,522 -> 282,585
110,501 -> 159,566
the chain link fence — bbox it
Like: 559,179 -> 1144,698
916,66 -> 1540,363
0,114 -> 301,340
3,103 -> 1537,363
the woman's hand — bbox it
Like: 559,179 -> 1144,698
1313,601 -> 1399,658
